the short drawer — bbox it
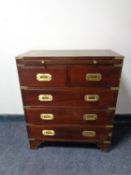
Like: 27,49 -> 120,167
25,107 -> 114,125
27,125 -> 111,141
18,65 -> 66,87
22,87 -> 118,108
68,65 -> 121,87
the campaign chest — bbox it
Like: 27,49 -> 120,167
16,50 -> 124,150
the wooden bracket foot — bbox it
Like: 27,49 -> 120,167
29,140 -> 43,149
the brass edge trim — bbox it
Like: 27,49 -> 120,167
114,64 -> 123,67
103,141 -> 111,144
108,107 -> 116,111
105,125 -> 114,128
21,86 -> 29,90
110,87 -> 119,91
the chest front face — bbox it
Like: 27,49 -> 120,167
16,50 -> 124,150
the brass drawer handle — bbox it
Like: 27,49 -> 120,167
40,113 -> 54,120
82,131 -> 96,137
36,73 -> 52,81
38,94 -> 53,102
86,73 -> 102,81
84,94 -> 99,102
42,130 -> 55,136
83,114 -> 97,121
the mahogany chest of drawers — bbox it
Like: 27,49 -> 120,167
16,50 -> 124,151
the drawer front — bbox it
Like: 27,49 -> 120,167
27,125 -> 111,141
18,66 -> 66,87
25,107 -> 114,125
22,88 -> 117,107
68,65 -> 121,87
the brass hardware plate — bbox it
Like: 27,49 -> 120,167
40,113 -> 54,120
84,94 -> 99,102
17,64 -> 25,67
38,94 -> 53,102
24,106 -> 31,109
105,125 -> 113,128
42,130 -> 55,136
103,141 -> 111,144
26,123 -> 33,126
110,87 -> 119,91
86,73 -> 102,81
114,64 -> 123,67
82,131 -> 96,137
16,56 -> 23,59
36,73 -> 52,81
83,114 -> 97,121
114,57 -> 123,60
108,107 -> 116,111
21,86 -> 28,90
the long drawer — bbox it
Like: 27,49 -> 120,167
27,125 -> 112,141
22,87 -> 118,107
25,107 -> 114,125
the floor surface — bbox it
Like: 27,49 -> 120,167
0,117 -> 131,175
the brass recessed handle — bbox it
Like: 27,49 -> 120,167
86,73 -> 102,81
42,130 -> 55,136
38,94 -> 53,102
83,114 -> 97,121
36,73 -> 52,81
82,131 -> 96,137
40,113 -> 54,120
84,94 -> 99,102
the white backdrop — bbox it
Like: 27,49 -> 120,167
0,0 -> 131,114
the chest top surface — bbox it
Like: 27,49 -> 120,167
16,49 -> 123,58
